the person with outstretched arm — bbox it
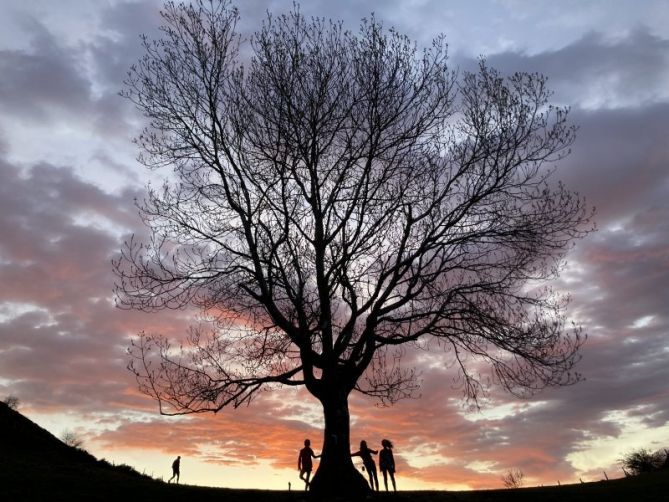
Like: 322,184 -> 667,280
352,440 -> 379,491
298,439 -> 320,490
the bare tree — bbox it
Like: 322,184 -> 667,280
61,430 -> 85,450
3,395 -> 20,411
620,448 -> 668,476
115,0 -> 592,495
501,468 -> 525,488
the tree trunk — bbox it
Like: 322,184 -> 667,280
308,390 -> 370,498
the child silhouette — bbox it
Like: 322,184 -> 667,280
298,439 -> 320,490
379,439 -> 396,491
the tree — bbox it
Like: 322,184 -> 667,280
501,468 -> 525,488
115,0 -> 591,495
620,448 -> 667,476
3,395 -> 20,410
61,430 -> 85,449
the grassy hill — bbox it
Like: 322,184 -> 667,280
1,401 -> 667,501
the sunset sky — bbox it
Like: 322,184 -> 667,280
1,0 -> 669,491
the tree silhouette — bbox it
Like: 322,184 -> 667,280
3,395 -> 20,411
501,468 -> 525,488
620,448 -> 668,476
61,430 -> 85,450
115,0 -> 592,495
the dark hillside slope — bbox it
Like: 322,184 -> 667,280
0,402 -> 287,501
1,400 -> 99,464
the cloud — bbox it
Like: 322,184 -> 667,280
88,1 -> 163,91
562,104 -> 669,224
96,390 -> 323,469
473,28 -> 669,109
0,3 -> 163,186
0,158 -> 166,413
0,20 -> 92,121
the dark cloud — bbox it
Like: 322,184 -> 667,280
458,28 -> 669,108
89,1 -> 162,92
563,105 -> 669,224
0,158 -> 160,412
0,8 -> 145,159
0,21 -> 91,121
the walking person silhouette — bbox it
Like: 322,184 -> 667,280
352,440 -> 379,491
298,439 -> 320,490
168,455 -> 181,484
379,439 -> 397,491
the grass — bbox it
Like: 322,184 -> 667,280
2,402 -> 667,501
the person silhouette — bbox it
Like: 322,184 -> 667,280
379,439 -> 397,491
168,455 -> 181,484
298,439 -> 320,490
352,440 -> 379,491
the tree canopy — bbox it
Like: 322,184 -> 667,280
115,0 -> 592,495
